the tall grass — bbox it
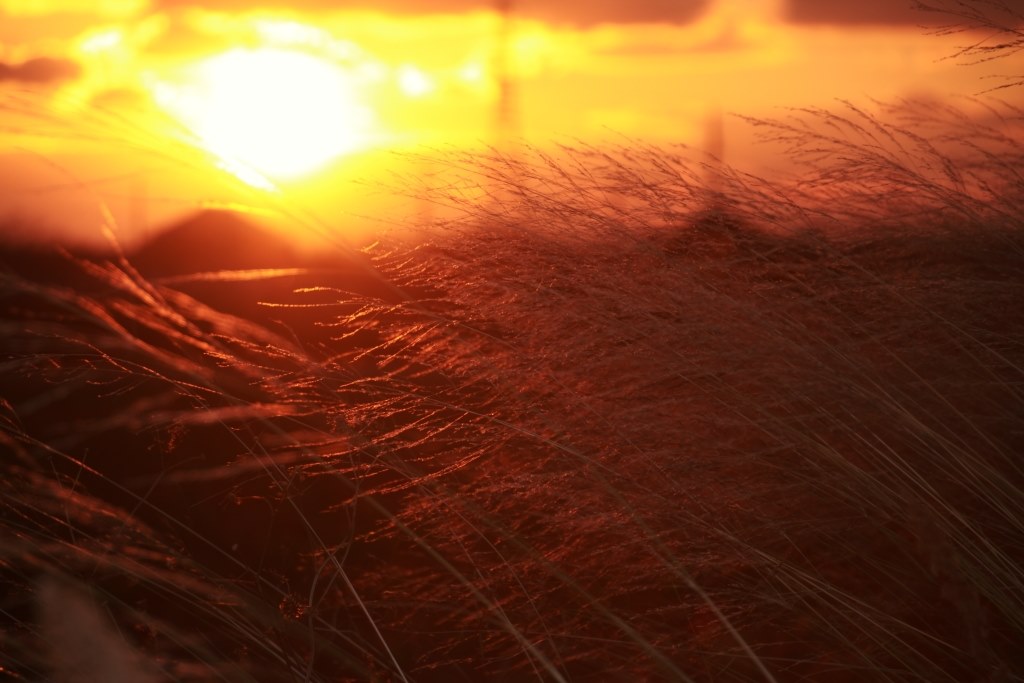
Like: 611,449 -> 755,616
2,89 -> 1024,682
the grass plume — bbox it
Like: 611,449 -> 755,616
1,93 -> 1023,682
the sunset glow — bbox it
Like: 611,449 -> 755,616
153,48 -> 376,181
0,1 -> 1022,238
3,2 -> 1024,682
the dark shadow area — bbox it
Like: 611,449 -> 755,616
2,204 -> 1023,682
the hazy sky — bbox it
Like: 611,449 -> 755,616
1,0 -> 1021,244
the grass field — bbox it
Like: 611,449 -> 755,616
1,98 -> 1023,682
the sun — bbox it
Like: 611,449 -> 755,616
156,48 -> 375,182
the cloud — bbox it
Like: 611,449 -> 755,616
596,24 -> 750,58
153,0 -> 711,26
784,0 -> 955,25
89,87 -> 151,109
0,57 -> 81,84
518,0 -> 711,26
0,0 -> 144,16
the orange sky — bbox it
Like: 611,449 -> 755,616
0,0 -> 1021,246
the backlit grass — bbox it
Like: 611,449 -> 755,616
2,45 -> 1024,682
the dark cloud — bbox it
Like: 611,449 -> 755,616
154,0 -> 711,26
783,0 -> 1022,25
517,0 -> 711,26
0,57 -> 81,84
143,0 -> 1024,29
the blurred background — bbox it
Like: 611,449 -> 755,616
0,0 -> 1021,246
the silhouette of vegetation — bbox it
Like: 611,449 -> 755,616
3,94 -> 1023,680
2,4 -> 1024,680
916,0 -> 1024,91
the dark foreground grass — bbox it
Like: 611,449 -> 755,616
1,101 -> 1023,682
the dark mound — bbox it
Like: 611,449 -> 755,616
128,210 -> 404,315
130,209 -> 301,277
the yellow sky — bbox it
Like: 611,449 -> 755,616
0,0 -> 1021,245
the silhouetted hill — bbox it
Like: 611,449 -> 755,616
132,210 -> 404,305
130,210 -> 301,277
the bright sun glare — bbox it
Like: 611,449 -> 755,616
156,48 -> 375,183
